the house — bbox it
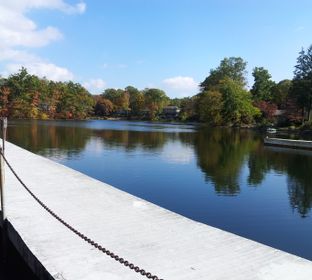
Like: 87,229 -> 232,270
161,106 -> 180,119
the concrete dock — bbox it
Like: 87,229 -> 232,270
264,137 -> 312,150
1,141 -> 312,279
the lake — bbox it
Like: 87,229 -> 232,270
6,120 -> 312,261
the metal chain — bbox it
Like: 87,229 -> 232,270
0,151 -> 164,280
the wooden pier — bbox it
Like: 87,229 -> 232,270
1,141 -> 312,279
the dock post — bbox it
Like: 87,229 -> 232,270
0,118 -> 8,268
0,117 -> 7,222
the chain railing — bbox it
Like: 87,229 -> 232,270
0,119 -> 164,280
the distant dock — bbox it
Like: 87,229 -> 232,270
264,137 -> 312,150
1,142 -> 312,279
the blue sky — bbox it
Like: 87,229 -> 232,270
0,0 -> 311,98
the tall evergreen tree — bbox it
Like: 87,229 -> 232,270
291,45 -> 312,122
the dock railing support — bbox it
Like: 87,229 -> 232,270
0,117 -> 8,268
0,117 -> 7,223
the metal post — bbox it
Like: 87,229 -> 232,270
0,118 -> 7,268
0,118 -> 7,223
1,118 -> 7,153
0,147 -> 4,224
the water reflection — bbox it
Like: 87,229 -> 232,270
191,128 -> 259,195
8,120 -> 91,159
93,129 -> 169,152
248,145 -> 312,217
7,120 -> 312,217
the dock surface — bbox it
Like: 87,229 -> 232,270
2,142 -> 312,279
264,137 -> 312,149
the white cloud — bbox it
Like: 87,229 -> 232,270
0,6 -> 62,48
5,62 -> 74,81
163,76 -> 198,91
162,76 -> 199,98
1,1 -> 86,15
75,2 -> 86,14
0,0 -> 85,81
83,79 -> 106,93
161,142 -> 194,164
0,47 -> 73,81
0,48 -> 39,63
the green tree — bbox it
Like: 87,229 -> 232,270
6,68 -> 44,118
6,68 -> 43,97
179,96 -> 199,121
198,90 -> 223,124
200,57 -> 247,92
291,45 -> 312,122
168,98 -> 183,107
193,129 -> 257,195
125,86 -> 144,114
102,88 -> 129,111
271,79 -> 292,108
251,67 -> 275,101
143,88 -> 169,119
57,82 -> 94,119
220,78 -> 260,125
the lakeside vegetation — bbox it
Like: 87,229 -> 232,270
1,45 -> 312,127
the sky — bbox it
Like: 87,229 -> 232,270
0,0 -> 311,98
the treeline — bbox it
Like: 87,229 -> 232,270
0,68 -> 94,119
95,87 -> 169,120
1,45 -> 312,126
196,44 -> 312,126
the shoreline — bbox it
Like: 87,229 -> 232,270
6,117 -> 312,135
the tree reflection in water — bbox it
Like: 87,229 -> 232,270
7,120 -> 312,217
191,128 -> 259,195
248,145 -> 312,217
7,120 -> 92,159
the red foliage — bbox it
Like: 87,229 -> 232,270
254,101 -> 277,121
0,86 -> 10,117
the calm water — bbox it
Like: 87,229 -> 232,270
6,120 -> 312,260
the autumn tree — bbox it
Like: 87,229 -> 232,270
0,85 -> 10,117
95,97 -> 114,116
198,91 -> 223,125
254,101 -> 277,123
102,88 -> 129,111
143,88 -> 169,119
125,86 -> 144,115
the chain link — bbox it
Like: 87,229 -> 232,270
0,151 -> 164,280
